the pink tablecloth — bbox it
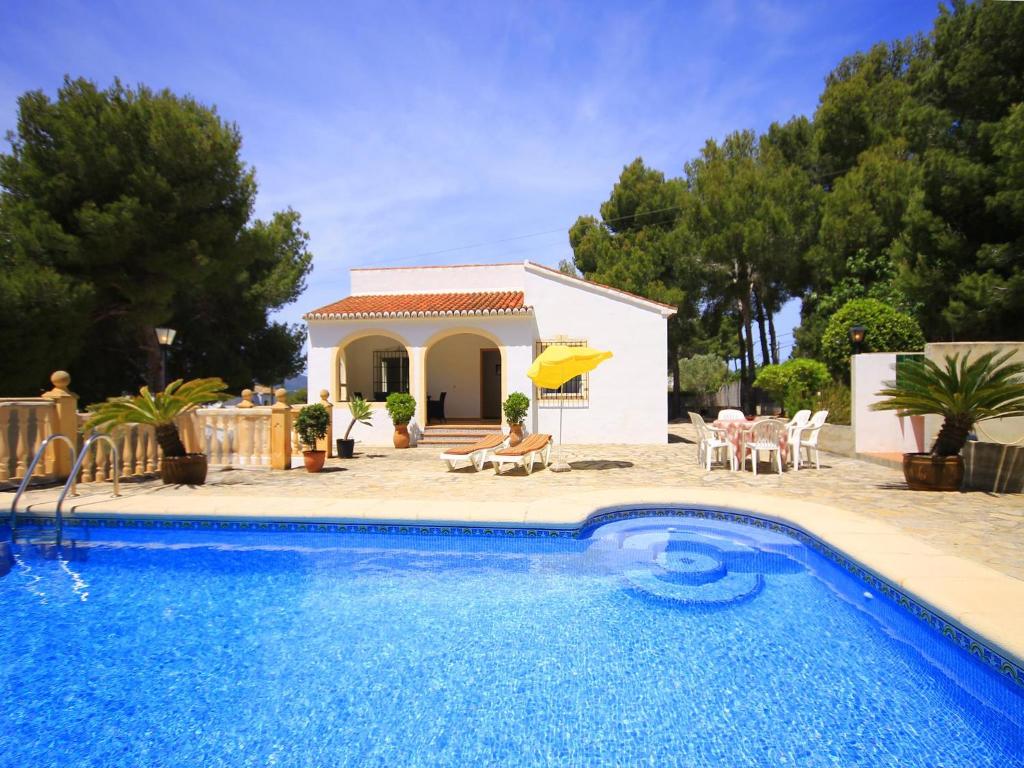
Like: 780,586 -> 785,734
713,418 -> 789,468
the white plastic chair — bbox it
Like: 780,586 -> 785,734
717,408 -> 745,421
740,419 -> 787,475
689,412 -> 735,471
791,410 -> 829,471
784,410 -> 811,454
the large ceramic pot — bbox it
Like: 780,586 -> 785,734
336,438 -> 355,459
393,424 -> 411,449
303,450 -> 326,473
902,453 -> 964,492
508,424 -> 524,447
160,453 -> 208,485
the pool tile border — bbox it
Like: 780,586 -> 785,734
12,505 -> 1024,689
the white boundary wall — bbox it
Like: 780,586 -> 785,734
851,342 -> 1024,454
924,342 -> 1024,447
851,353 -> 925,454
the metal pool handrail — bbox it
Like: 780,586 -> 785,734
8,434 -> 78,530
54,434 -> 121,536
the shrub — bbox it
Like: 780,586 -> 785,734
385,392 -> 416,425
677,354 -> 729,395
753,358 -> 830,416
821,298 -> 925,380
814,381 -> 851,425
502,392 -> 530,425
294,403 -> 330,450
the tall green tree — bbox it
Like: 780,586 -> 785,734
0,77 -> 312,401
569,158 -> 699,414
684,131 -> 820,409
802,0 -> 1024,351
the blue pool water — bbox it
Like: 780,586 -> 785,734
1,516 -> 1022,767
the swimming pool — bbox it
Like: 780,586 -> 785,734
2,514 -> 1022,767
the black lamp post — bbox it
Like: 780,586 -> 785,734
154,326 -> 177,390
848,324 -> 867,355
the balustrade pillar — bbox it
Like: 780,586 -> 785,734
270,388 -> 293,470
317,389 -> 334,457
42,370 -> 79,480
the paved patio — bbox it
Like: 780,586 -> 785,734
9,423 -> 1024,582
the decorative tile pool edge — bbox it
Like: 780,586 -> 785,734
11,505 -> 1023,689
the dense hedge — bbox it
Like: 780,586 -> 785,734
753,358 -> 830,416
821,298 -> 925,379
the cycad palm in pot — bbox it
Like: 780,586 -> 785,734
871,351 -> 1024,491
86,378 -> 230,485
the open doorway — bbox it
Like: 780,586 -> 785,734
480,349 -> 501,420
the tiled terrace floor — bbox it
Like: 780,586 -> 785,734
8,423 -> 1024,581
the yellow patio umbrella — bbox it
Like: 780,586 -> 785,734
527,345 -> 613,472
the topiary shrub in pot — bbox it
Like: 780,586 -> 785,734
385,392 -> 416,449
502,392 -> 530,446
871,350 -> 1024,491
337,396 -> 373,458
86,378 -> 229,485
295,403 -> 330,472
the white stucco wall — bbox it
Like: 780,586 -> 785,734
306,261 -> 673,446
924,341 -> 1024,447
523,265 -> 669,444
350,263 -> 524,294
851,353 -> 925,454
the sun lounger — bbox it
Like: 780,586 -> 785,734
492,433 -> 552,475
439,433 -> 508,471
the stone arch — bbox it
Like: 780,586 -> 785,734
422,327 -> 508,424
332,329 -> 413,403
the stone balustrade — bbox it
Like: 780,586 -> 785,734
0,399 -> 59,483
1,373 -> 307,487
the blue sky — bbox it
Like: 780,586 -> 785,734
2,0 -> 939,361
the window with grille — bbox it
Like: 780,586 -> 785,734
372,350 -> 409,401
535,339 -> 589,404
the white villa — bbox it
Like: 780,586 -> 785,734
304,261 -> 676,445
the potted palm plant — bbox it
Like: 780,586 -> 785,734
385,392 -> 416,448
502,392 -> 530,446
871,350 -> 1024,491
337,396 -> 373,458
295,403 -> 330,472
86,377 -> 229,485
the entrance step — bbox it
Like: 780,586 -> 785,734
420,424 -> 502,446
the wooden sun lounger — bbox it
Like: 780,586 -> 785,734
492,433 -> 552,475
439,433 -> 509,471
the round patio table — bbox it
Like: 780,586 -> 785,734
712,417 -> 789,471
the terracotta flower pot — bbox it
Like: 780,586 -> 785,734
160,453 -> 208,485
902,453 -> 964,492
303,450 -> 327,473
508,423 -> 524,447
393,423 -> 410,449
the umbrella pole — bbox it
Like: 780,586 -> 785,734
550,383 -> 571,473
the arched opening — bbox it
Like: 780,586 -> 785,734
336,332 -> 411,403
424,331 -> 505,424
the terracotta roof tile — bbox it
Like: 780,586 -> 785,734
304,291 -> 529,319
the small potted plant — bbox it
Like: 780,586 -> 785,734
502,391 -> 530,446
86,378 -> 229,485
385,392 -> 416,449
871,350 -> 1024,491
295,402 -> 330,472
337,396 -> 373,458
